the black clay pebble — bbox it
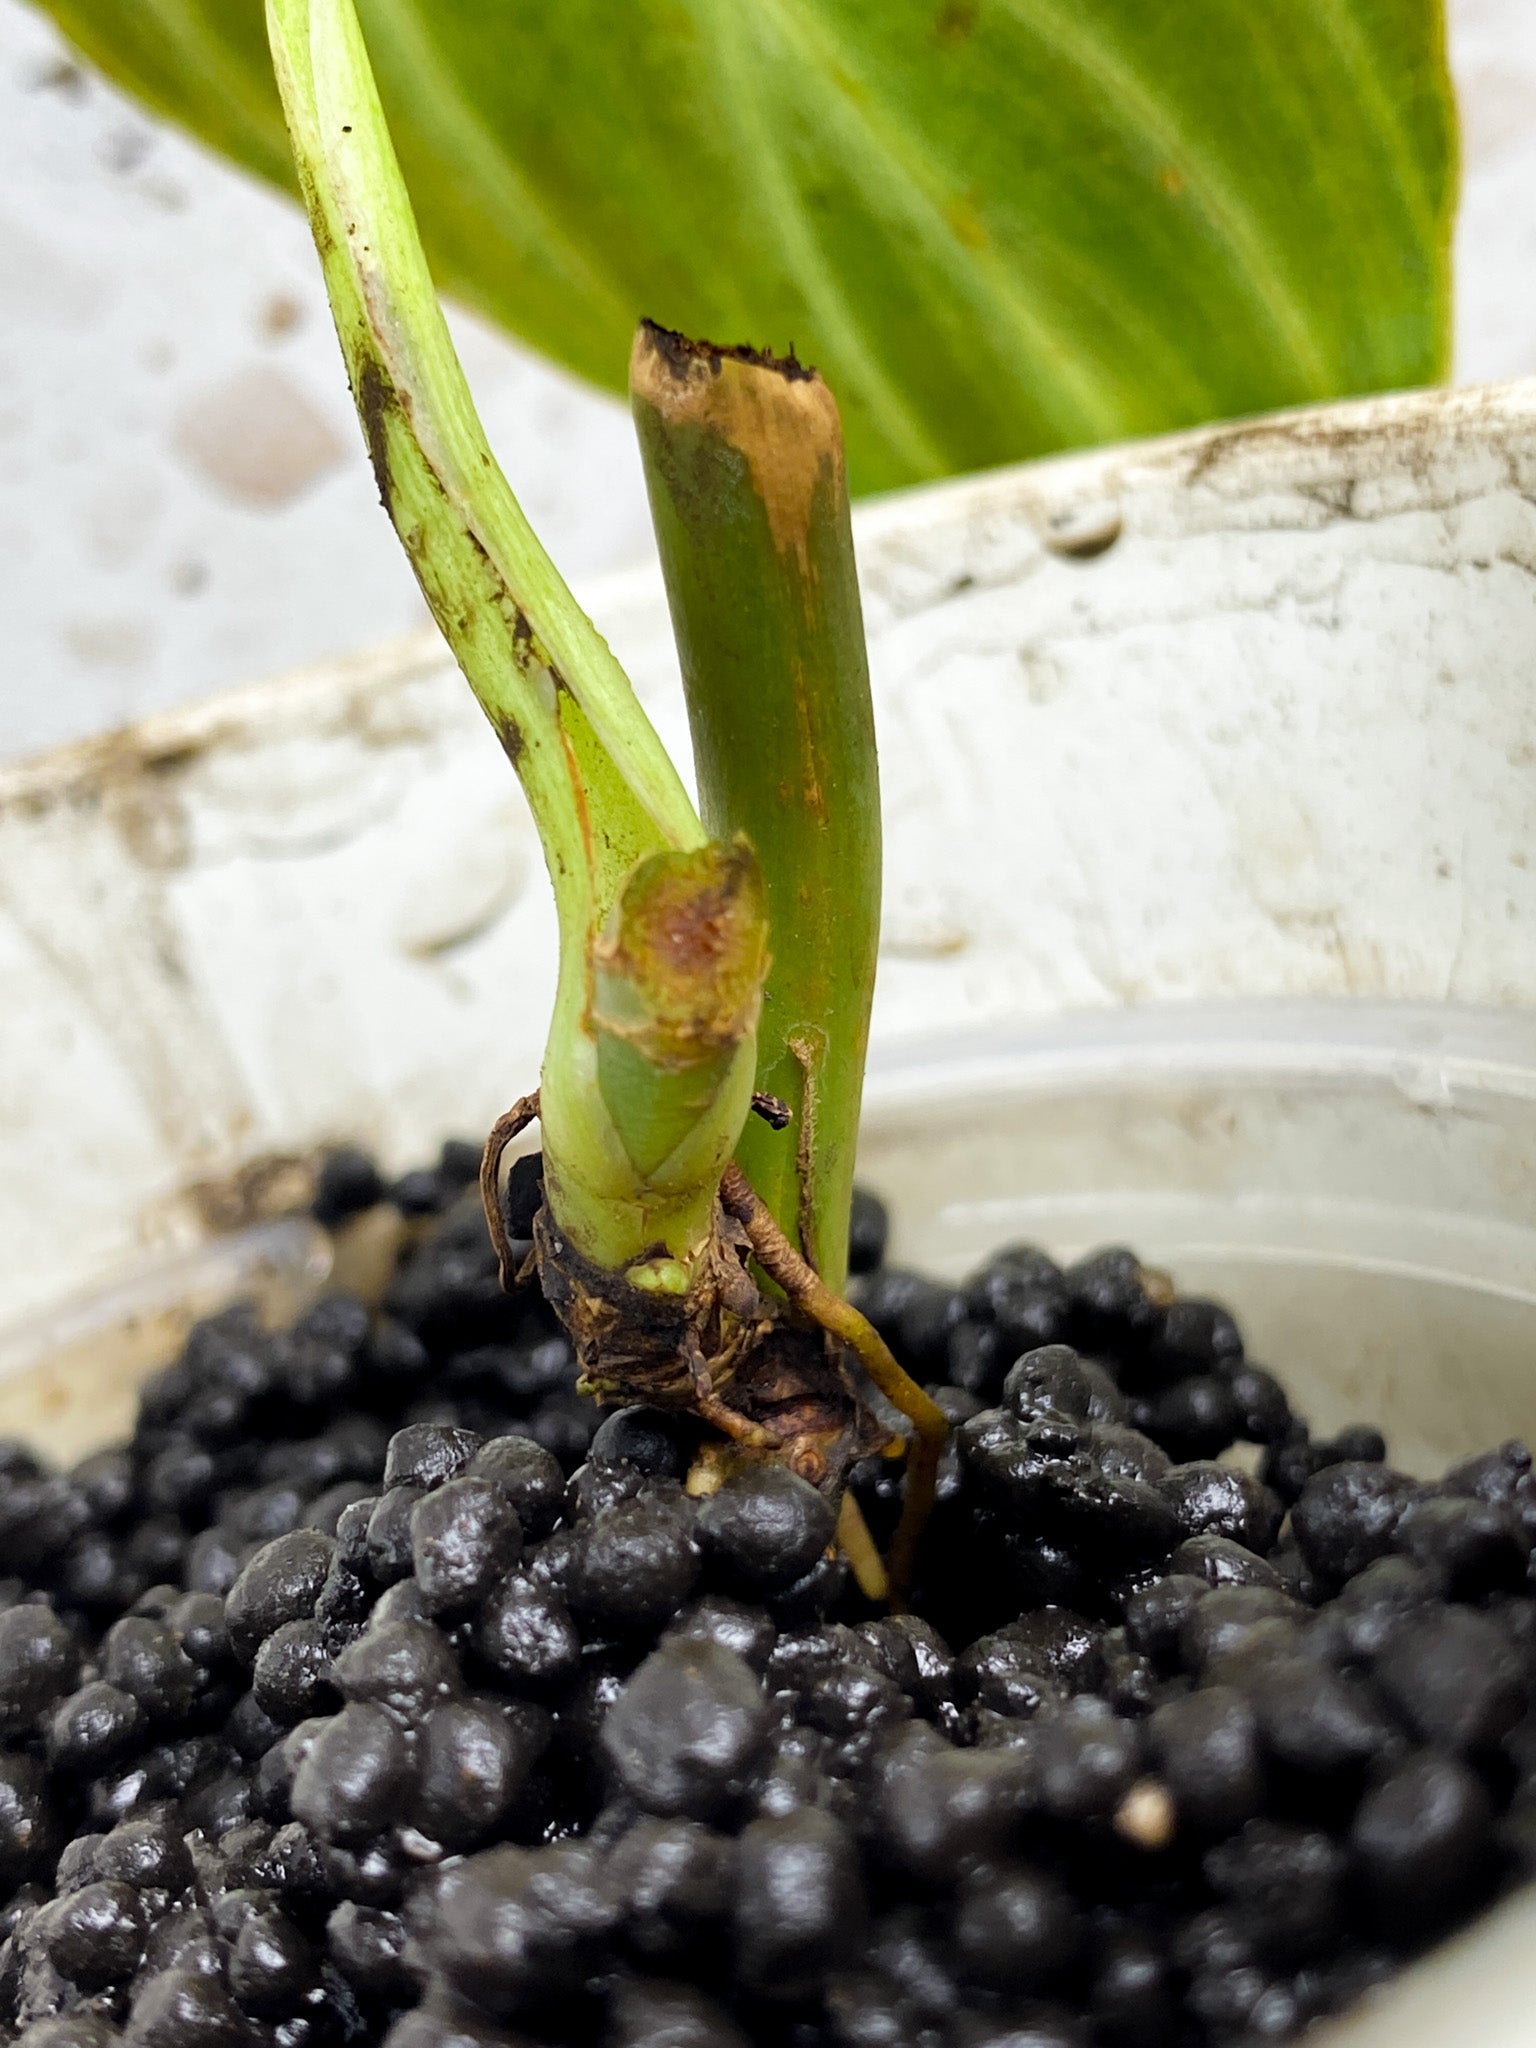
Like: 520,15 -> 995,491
409,1478 -> 521,1613
696,1466 -> 837,1593
566,1493 -> 700,1632
0,1606 -> 79,1736
225,1531 -> 334,1666
734,1809 -> 863,1998
1,1165 -> 1534,2048
1350,1753 -> 1496,1938
601,1639 -> 770,1820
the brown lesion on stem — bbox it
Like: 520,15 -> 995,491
491,713 -> 525,766
355,355 -> 401,517
592,839 -> 768,1071
787,1028 -> 823,1273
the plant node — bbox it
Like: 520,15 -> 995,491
531,1190 -> 891,1491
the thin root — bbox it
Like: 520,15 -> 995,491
719,1161 -> 948,1605
836,1492 -> 890,1604
685,1335 -> 778,1451
480,1090 -> 540,1289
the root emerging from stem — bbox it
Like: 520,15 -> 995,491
532,1199 -> 890,1492
719,1162 -> 948,1604
482,1106 -> 947,1599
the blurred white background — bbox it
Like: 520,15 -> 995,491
1,0 -> 1533,763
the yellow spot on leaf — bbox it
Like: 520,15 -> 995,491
936,0 -> 979,43
946,192 -> 989,250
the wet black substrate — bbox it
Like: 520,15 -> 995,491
1,1142 -> 1534,2048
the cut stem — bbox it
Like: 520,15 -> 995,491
632,324 -> 880,1291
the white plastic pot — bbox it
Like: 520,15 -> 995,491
4,377 -> 1536,2039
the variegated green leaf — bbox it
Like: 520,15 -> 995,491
40,0 -> 1456,493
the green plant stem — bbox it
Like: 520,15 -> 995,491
268,0 -> 765,1274
569,837 -> 769,1273
630,323 -> 880,1291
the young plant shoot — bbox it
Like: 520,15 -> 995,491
266,0 -> 944,1594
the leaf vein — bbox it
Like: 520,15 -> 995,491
987,0 -> 1338,388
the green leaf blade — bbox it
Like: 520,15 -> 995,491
40,0 -> 1455,494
